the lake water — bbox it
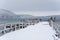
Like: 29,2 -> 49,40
55,21 -> 60,25
0,19 -> 22,25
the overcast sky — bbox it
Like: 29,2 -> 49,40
0,0 -> 60,16
0,0 -> 60,11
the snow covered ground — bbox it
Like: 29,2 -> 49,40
0,22 -> 55,40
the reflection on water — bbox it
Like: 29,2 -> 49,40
55,21 -> 60,25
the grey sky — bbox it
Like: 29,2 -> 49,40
0,0 -> 60,12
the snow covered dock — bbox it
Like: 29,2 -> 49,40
0,22 -> 55,40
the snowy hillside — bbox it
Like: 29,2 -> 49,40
0,9 -> 16,17
0,22 -> 55,40
0,9 -> 36,19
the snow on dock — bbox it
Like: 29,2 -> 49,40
0,22 -> 55,40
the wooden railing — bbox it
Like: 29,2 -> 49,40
49,20 -> 60,38
0,19 -> 40,36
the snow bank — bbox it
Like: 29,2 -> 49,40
0,22 -> 55,40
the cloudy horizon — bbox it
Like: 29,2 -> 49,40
14,11 -> 60,16
0,0 -> 60,16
